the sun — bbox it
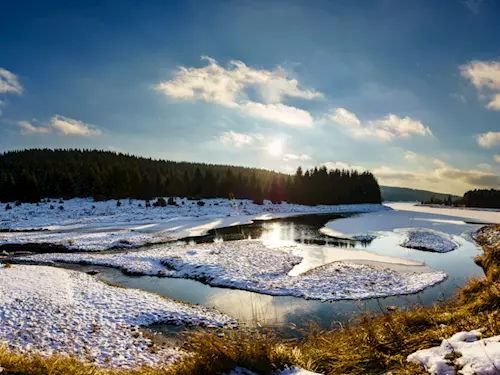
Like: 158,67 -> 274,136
267,139 -> 283,156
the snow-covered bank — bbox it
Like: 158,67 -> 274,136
407,329 -> 500,375
0,264 -> 234,368
0,198 -> 388,251
401,229 -> 458,253
20,240 -> 447,301
320,202 -> 493,254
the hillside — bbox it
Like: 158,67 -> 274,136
380,185 -> 460,202
0,149 -> 381,205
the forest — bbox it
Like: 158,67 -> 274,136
462,189 -> 500,209
0,149 -> 382,205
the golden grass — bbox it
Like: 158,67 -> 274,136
1,225 -> 499,375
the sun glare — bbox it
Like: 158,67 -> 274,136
267,139 -> 283,156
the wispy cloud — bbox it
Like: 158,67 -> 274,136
449,92 -> 466,103
17,121 -> 50,135
219,131 -> 261,146
18,115 -> 102,136
50,115 -> 102,136
477,131 -> 500,148
240,102 -> 314,127
283,153 -> 311,161
156,56 -> 321,127
404,151 -> 418,160
460,60 -> 500,110
329,108 -> 433,142
495,155 -> 500,163
0,67 -> 23,95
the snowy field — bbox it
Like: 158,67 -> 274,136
407,329 -> 500,375
20,240 -> 447,301
0,264 -> 234,368
0,198 -> 388,251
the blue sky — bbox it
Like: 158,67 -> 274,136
1,0 -> 500,195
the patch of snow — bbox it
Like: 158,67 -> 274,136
352,234 -> 377,242
228,367 -> 321,375
407,329 -> 500,375
0,198 -> 389,251
400,229 -> 458,253
20,240 -> 447,301
0,265 -> 235,368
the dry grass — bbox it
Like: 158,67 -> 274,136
1,225 -> 499,375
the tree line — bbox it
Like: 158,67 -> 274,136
0,149 -> 381,205
462,189 -> 500,209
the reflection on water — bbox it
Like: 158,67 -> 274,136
89,212 -> 483,334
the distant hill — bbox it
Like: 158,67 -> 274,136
380,186 -> 460,202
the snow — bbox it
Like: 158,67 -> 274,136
320,202 -> 494,254
0,264 -> 235,368
229,367 -> 321,375
20,240 -> 447,301
401,229 -> 458,253
387,203 -> 500,225
0,198 -> 388,251
407,329 -> 500,375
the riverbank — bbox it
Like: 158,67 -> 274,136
0,225 -> 498,374
0,198 -> 388,251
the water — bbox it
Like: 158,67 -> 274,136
77,210 -> 484,336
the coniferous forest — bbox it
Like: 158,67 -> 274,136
0,149 -> 382,205
462,189 -> 500,209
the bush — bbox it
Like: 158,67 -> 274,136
153,197 -> 167,207
253,199 -> 264,205
92,205 -> 96,209
59,205 -> 64,210
145,200 -> 151,208
168,197 -> 176,206
15,200 -> 21,206
50,205 -> 55,210
197,201 -> 205,207
5,204 -> 12,210
116,200 -> 122,207
58,199 -> 63,204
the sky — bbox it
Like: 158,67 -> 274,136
1,0 -> 500,195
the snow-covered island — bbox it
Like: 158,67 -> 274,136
19,240 -> 447,301
400,228 -> 458,253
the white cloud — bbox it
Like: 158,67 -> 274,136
50,115 -> 102,136
0,67 -> 23,95
156,56 -> 322,126
486,94 -> 500,110
219,131 -> 257,146
495,155 -> 500,163
460,60 -> 500,91
240,102 -> 314,127
330,108 -> 361,127
460,60 -> 500,110
477,131 -> 500,148
283,153 -> 311,161
330,108 -> 432,142
17,121 -> 51,135
477,163 -> 492,172
404,151 -> 418,160
449,93 -> 467,103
